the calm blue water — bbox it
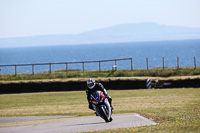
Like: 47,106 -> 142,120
0,40 -> 200,74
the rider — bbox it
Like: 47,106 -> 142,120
86,78 -> 114,111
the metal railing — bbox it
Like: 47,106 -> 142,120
0,57 -> 133,75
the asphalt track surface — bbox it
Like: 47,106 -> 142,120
0,114 -> 157,133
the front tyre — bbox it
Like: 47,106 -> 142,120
110,117 -> 113,122
100,106 -> 110,122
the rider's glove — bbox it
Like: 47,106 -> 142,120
107,96 -> 111,99
106,96 -> 112,100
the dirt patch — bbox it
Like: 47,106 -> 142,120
0,76 -> 200,84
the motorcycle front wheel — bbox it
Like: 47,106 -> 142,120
100,106 -> 111,122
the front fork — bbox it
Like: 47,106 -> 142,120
104,98 -> 112,120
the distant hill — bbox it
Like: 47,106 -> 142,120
1,22 -> 200,48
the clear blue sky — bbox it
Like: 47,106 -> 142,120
0,0 -> 200,38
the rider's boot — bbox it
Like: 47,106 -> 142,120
107,97 -> 114,111
110,103 -> 114,111
95,112 -> 99,116
111,105 -> 114,110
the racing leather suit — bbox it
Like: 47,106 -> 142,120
86,82 -> 113,110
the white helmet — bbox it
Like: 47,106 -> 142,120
87,78 -> 96,89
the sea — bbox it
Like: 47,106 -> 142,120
0,39 -> 200,74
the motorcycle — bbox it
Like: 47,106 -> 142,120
90,90 -> 113,122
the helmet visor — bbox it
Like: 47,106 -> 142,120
88,83 -> 94,88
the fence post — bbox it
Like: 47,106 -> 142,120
131,57 -> 133,70
99,61 -> 101,72
194,56 -> 196,70
146,57 -> 149,70
177,56 -> 179,69
82,62 -> 85,72
32,64 -> 34,74
15,65 -> 17,76
163,57 -> 165,70
115,60 -> 117,70
66,63 -> 68,72
49,63 -> 51,74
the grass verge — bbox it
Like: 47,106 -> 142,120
0,67 -> 200,81
0,88 -> 200,132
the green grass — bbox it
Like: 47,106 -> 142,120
0,67 -> 200,81
0,88 -> 200,132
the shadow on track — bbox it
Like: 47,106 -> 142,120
64,122 -> 105,127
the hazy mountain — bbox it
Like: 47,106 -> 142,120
1,22 -> 200,48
